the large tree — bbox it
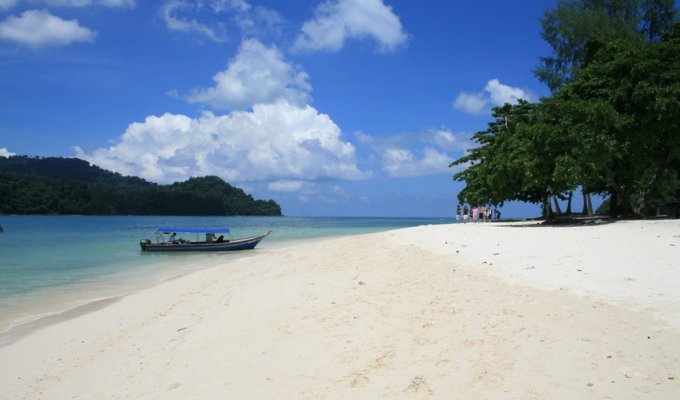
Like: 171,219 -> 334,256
451,23 -> 680,219
452,101 -> 555,216
554,24 -> 680,216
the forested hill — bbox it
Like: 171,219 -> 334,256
0,156 -> 282,216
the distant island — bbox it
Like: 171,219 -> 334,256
0,156 -> 281,216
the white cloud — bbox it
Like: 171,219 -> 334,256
381,147 -> 451,177
452,92 -> 488,115
160,0 -> 282,42
360,128 -> 470,153
294,0 -> 408,53
75,101 -> 369,184
232,3 -> 283,37
0,147 -> 15,157
453,79 -> 532,115
0,0 -> 18,10
0,9 -> 96,48
160,0 -> 228,42
485,79 -> 528,105
431,129 -> 464,151
356,128 -> 471,178
268,180 -> 308,192
42,0 -> 136,7
186,39 -> 311,110
99,0 -> 135,6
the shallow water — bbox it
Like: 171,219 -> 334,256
0,215 -> 450,339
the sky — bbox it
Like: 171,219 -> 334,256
0,0 -> 566,217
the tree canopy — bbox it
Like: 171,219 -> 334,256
535,0 -> 677,91
451,22 -> 680,218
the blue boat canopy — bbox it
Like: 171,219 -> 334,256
158,227 -> 230,234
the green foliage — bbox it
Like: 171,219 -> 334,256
0,156 -> 282,216
451,101 -> 547,206
535,0 -> 677,91
557,24 -> 680,215
451,22 -> 680,218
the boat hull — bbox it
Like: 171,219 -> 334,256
140,234 -> 269,252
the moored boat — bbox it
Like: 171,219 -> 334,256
140,227 -> 271,252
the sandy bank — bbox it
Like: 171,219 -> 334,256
1,220 -> 679,399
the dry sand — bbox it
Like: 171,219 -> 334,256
1,219 -> 679,399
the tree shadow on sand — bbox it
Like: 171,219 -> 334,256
499,215 -> 615,228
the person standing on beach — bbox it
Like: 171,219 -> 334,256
463,205 -> 469,223
495,208 -> 501,221
456,204 -> 461,223
472,206 -> 479,223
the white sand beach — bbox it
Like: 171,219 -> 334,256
1,219 -> 679,399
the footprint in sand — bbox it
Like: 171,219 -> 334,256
350,373 -> 370,388
406,375 -> 433,394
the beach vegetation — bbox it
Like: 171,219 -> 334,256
451,16 -> 680,219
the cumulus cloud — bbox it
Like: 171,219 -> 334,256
75,35 -> 369,192
75,101 -> 368,185
0,147 -> 15,157
294,0 -> 408,53
453,79 -> 532,115
452,92 -> 488,115
186,39 -> 311,110
0,9 -> 96,47
485,79 -> 529,105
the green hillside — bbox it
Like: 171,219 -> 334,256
0,156 -> 281,216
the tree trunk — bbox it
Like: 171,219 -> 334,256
582,190 -> 589,215
552,195 -> 562,215
566,191 -> 573,214
586,193 -> 593,216
609,190 -> 619,218
543,197 -> 554,220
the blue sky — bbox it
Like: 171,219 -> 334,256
0,0 -> 566,217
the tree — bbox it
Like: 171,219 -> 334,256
641,0 -> 678,40
532,0 -> 677,216
555,23 -> 680,216
535,0 -> 677,91
452,101 -> 556,216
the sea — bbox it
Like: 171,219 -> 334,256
0,215 -> 451,343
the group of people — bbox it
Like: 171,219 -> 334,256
455,204 -> 501,223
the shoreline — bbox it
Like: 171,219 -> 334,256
0,295 -> 124,347
2,220 -> 679,398
0,234 -> 356,346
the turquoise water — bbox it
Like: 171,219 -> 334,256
0,215 -> 450,336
